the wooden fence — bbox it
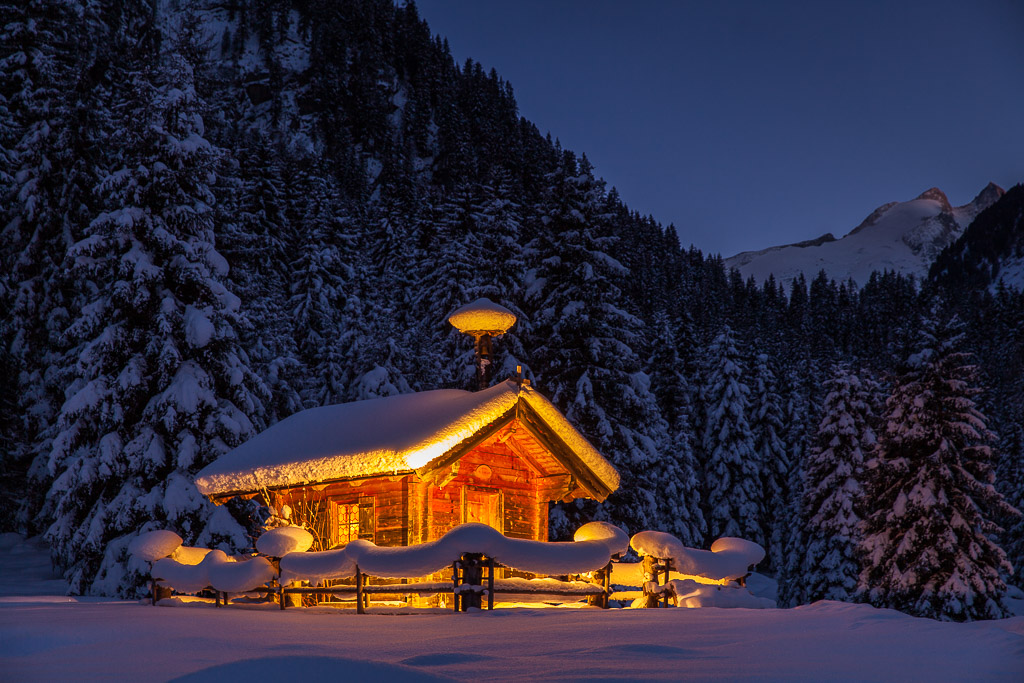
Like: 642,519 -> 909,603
153,552 -> 613,612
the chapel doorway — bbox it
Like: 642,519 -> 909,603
464,486 -> 502,532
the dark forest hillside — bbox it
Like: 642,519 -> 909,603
2,0 -> 1022,616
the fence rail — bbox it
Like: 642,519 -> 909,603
154,553 -> 613,613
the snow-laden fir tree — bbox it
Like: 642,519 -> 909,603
414,182 -> 495,390
859,316 -> 1017,621
797,364 -> 876,604
412,176 -> 529,391
218,143 -> 304,424
467,171 -> 531,383
529,152 -> 667,537
699,325 -> 763,545
339,220 -> 414,402
37,31 -> 269,595
994,418 -> 1024,589
750,353 -> 788,569
2,0 -> 112,531
645,313 -> 705,545
286,172 -> 354,407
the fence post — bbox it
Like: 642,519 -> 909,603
452,561 -> 460,612
486,557 -> 495,611
602,561 -> 612,609
279,584 -> 285,610
356,566 -> 365,615
661,558 -> 674,608
461,553 -> 483,611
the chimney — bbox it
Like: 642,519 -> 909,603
448,298 -> 517,390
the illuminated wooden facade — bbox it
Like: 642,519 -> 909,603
198,381 -> 619,552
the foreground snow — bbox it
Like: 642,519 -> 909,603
2,596 -> 1022,681
2,536 -> 1023,681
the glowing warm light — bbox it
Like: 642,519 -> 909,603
195,380 -> 619,499
448,298 -> 517,335
676,574 -> 731,586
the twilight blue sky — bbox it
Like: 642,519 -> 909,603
416,0 -> 1024,256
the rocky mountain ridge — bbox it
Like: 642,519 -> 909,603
726,183 -> 1005,287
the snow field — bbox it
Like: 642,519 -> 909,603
3,534 -> 1022,680
2,598 -> 1022,681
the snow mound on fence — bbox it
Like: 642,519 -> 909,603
154,550 -> 220,594
128,530 -> 183,562
154,550 -> 277,593
709,537 -> 765,567
282,523 -> 612,582
256,526 -> 314,557
573,522 -> 629,557
630,531 -> 764,581
207,555 -> 277,593
171,546 -> 211,565
280,547 -> 356,584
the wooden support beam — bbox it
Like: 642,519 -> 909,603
356,567 -> 365,615
504,435 -> 547,477
452,562 -> 460,613
487,557 -> 495,611
517,403 -> 613,502
603,561 -> 612,609
416,407 -> 518,480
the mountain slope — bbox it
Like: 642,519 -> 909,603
929,184 -> 1024,292
726,184 -> 1004,287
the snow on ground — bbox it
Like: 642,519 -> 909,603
0,533 -> 68,596
2,535 -> 1023,681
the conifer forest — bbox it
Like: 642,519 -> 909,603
2,0 -> 1023,622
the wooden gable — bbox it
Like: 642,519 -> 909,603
268,414 -> 605,550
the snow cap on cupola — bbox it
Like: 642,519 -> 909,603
448,298 -> 517,335
448,298 -> 517,391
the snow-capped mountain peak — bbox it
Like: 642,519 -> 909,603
725,183 -> 1005,287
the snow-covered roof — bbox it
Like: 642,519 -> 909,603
194,380 -> 619,497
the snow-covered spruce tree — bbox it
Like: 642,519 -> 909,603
750,353 -> 788,570
339,217 -> 414,402
699,325 -> 763,546
645,313 -> 705,545
468,171 -> 531,383
797,364 -> 876,604
529,152 -> 667,537
859,316 -> 1017,620
218,143 -> 304,424
413,182 -> 490,390
286,172 -> 354,408
774,347 -> 823,605
347,192 -> 420,393
996,419 -> 1024,589
38,33 -> 268,595
413,176 -> 530,390
2,0 -> 112,531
